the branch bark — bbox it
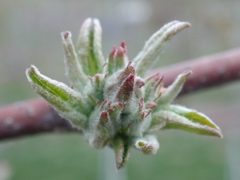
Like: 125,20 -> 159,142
0,48 -> 240,140
0,99 -> 80,140
153,48 -> 240,94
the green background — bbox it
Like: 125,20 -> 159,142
0,0 -> 239,179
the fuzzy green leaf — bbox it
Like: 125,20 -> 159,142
166,104 -> 221,130
133,21 -> 190,76
61,31 -> 88,92
156,71 -> 191,105
76,18 -> 105,76
152,110 -> 223,137
26,66 -> 88,128
113,137 -> 131,169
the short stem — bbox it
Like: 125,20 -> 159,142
97,147 -> 128,180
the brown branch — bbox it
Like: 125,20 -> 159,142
0,48 -> 240,140
0,99 -> 80,140
153,48 -> 240,94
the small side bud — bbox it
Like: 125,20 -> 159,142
135,135 -> 159,155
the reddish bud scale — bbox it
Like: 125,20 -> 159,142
146,102 -> 157,109
108,103 -> 123,119
108,43 -> 128,75
146,73 -> 163,88
99,111 -> 109,124
115,46 -> 127,71
116,46 -> 125,57
115,74 -> 135,102
138,98 -> 144,111
145,73 -> 164,102
109,46 -> 117,59
120,41 -> 127,54
101,100 -> 108,110
117,63 -> 135,83
144,109 -> 152,118
135,77 -> 145,88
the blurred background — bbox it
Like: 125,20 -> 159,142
0,0 -> 239,179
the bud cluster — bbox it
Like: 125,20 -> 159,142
26,18 -> 222,169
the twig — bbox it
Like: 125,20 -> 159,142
0,99 -> 80,140
154,48 -> 240,94
0,48 -> 240,140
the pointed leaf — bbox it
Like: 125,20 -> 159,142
26,65 -> 88,128
157,71 -> 191,105
76,18 -> 105,75
152,110 -> 223,137
113,137 -> 131,169
133,21 -> 190,76
166,104 -> 221,130
61,31 -> 88,92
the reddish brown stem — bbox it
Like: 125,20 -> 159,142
0,48 -> 240,140
0,99 -> 80,140
153,48 -> 240,94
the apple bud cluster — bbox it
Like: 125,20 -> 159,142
26,18 -> 222,169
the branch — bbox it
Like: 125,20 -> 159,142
0,99 -> 80,140
154,48 -> 240,94
0,48 -> 240,140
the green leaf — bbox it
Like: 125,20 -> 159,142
26,65 -> 88,129
156,71 -> 191,105
167,105 -> 220,129
152,109 -> 223,137
113,137 -> 131,169
61,31 -> 88,92
133,21 -> 190,76
76,18 -> 105,76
